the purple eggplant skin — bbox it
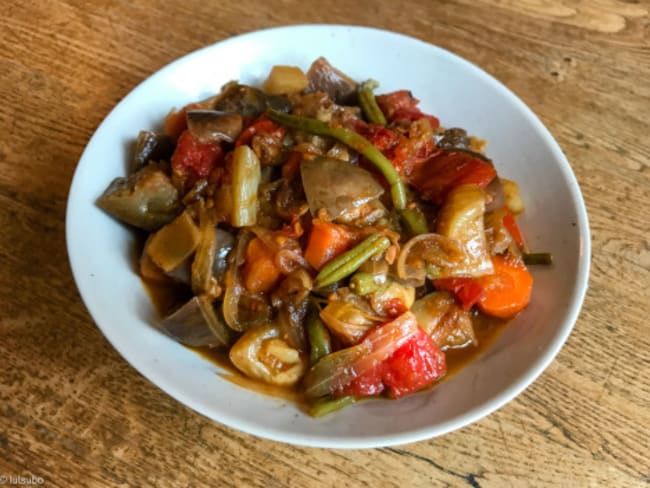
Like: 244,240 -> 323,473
306,57 -> 358,105
213,82 -> 291,117
186,110 -> 244,144
160,295 -> 231,347
130,131 -> 174,174
97,163 -> 181,231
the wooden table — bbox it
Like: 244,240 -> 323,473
2,1 -> 649,486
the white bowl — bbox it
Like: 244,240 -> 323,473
66,25 -> 590,448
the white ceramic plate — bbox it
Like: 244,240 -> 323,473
66,25 -> 590,448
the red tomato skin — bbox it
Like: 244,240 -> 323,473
382,328 -> 447,399
171,130 -> 223,179
336,363 -> 385,397
235,114 -> 286,147
433,277 -> 485,311
409,151 -> 497,204
335,327 -> 447,399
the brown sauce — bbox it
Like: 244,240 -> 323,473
143,276 -> 510,404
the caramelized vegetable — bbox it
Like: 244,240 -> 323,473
320,289 -> 383,345
412,292 -> 476,350
97,163 -> 180,231
229,324 -> 307,387
100,58 -> 543,414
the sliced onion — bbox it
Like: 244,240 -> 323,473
411,292 -> 476,350
435,184 -> 494,277
395,233 -> 466,285
229,324 -> 307,387
303,311 -> 420,398
222,231 -> 271,331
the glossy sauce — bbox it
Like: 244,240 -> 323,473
144,277 -> 509,403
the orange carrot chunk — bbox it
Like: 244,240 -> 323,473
475,255 -> 533,318
242,238 -> 282,294
304,220 -> 355,270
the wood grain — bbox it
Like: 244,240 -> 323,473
1,0 -> 649,486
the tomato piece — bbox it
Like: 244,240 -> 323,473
391,108 -> 440,129
502,211 -> 525,249
382,327 -> 447,399
336,326 -> 446,399
337,363 -> 385,397
409,150 -> 497,204
433,277 -> 485,311
235,114 -> 286,147
375,90 -> 439,128
365,124 -> 400,152
171,130 -> 223,179
376,90 -> 419,119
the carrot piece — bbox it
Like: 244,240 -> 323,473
475,255 -> 533,318
304,220 -> 355,270
242,238 -> 282,294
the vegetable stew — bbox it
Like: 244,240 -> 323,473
98,57 -> 550,416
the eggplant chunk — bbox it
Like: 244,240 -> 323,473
300,157 -> 384,220
186,110 -> 243,144
161,295 -> 231,347
192,224 -> 234,297
146,211 -> 201,272
131,131 -> 174,173
97,163 -> 180,231
306,57 -> 358,105
213,82 -> 291,117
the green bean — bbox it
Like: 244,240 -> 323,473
317,234 -> 382,283
266,109 -> 407,210
316,234 -> 391,288
401,207 -> 429,235
359,79 -> 387,125
523,252 -> 553,265
308,396 -> 356,418
349,272 -> 383,296
306,302 -> 331,365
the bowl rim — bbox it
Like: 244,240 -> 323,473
66,24 -> 591,448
